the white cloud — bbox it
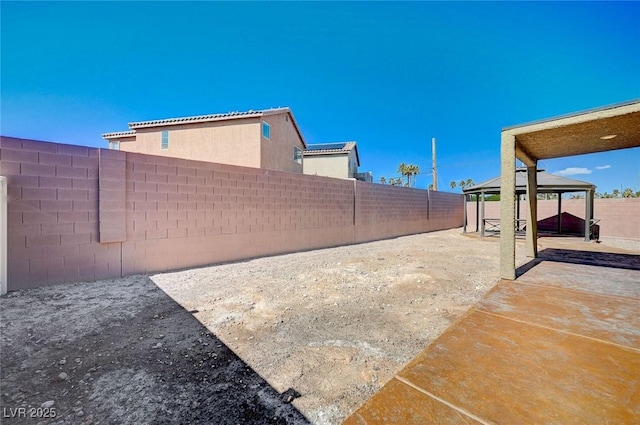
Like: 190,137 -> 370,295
596,165 -> 611,170
554,167 -> 592,176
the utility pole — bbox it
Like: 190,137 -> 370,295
431,137 -> 438,191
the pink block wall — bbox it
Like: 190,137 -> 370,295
1,137 -> 464,291
118,152 -> 356,275
355,183 -> 463,242
466,198 -> 640,239
0,137 -> 122,289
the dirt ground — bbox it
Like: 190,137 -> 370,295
1,228 -> 528,424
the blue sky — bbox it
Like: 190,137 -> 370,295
2,1 -> 639,193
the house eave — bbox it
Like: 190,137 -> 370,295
102,131 -> 136,140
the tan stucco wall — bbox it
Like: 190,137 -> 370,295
348,150 -> 358,178
108,135 -> 134,150
303,154 -> 350,179
259,113 -> 305,173
119,118 -> 262,169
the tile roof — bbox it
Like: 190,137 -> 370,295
102,130 -> 136,139
128,107 -> 290,129
303,141 -> 359,165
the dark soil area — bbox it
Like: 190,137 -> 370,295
0,277 -> 309,424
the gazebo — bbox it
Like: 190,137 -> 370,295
499,100 -> 640,280
462,169 -> 596,239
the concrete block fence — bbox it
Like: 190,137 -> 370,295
0,136 -> 463,292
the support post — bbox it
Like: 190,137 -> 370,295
480,191 -> 486,237
475,195 -> 479,232
463,194 -> 467,233
585,189 -> 593,241
525,165 -> 538,258
557,193 -> 562,234
500,133 -> 517,280
589,189 -> 595,239
516,194 -> 521,231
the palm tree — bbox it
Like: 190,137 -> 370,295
457,178 -> 475,191
450,181 -> 457,190
407,164 -> 420,187
397,163 -> 409,186
398,163 -> 420,187
379,176 -> 386,184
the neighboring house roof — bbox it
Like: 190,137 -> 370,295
463,168 -> 595,195
127,107 -> 288,129
102,130 -> 136,139
102,107 -> 307,147
303,141 -> 360,166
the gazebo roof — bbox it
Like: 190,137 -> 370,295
463,168 -> 595,195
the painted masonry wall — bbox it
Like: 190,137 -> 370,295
0,137 -> 463,291
466,198 -> 640,240
0,138 -> 121,289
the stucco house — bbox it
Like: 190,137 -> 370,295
303,142 -> 368,180
102,107 -> 306,173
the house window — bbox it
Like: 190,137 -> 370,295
262,122 -> 270,140
294,147 -> 302,164
110,141 -> 120,150
161,130 -> 169,149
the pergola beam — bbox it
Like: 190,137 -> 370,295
515,143 -> 537,167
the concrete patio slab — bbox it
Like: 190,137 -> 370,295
344,378 -> 484,425
344,239 -> 640,424
478,279 -> 640,348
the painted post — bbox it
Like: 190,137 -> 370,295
500,133 -> 517,280
463,194 -> 467,233
525,165 -> 538,258
557,194 -> 562,234
480,191 -> 485,237
585,189 -> 592,241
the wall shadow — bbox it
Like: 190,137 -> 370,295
0,276 -> 310,425
516,247 -> 640,278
